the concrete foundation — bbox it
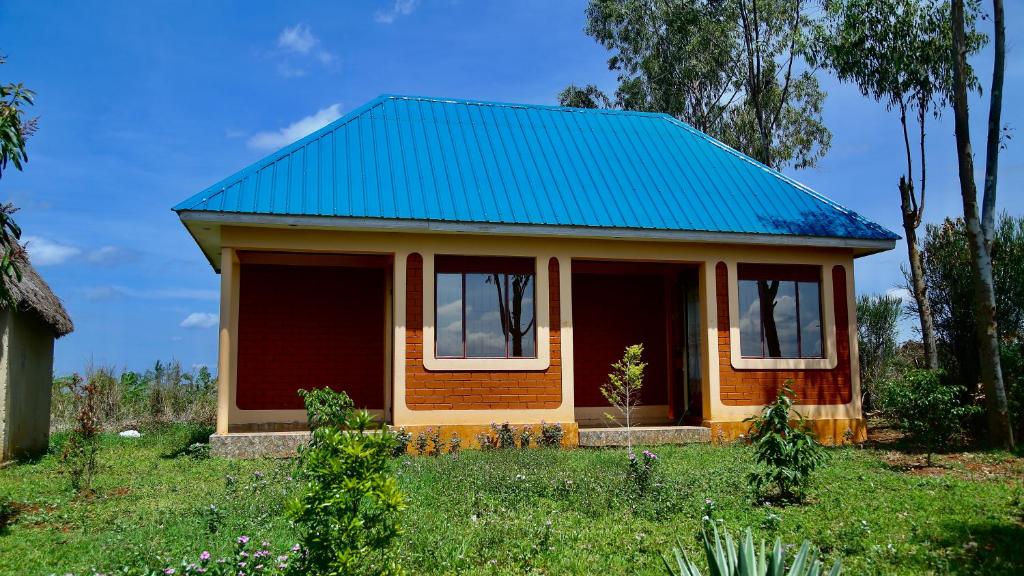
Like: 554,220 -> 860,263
578,425 -> 710,447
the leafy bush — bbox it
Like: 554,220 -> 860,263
60,373 -> 101,494
393,426 -> 412,456
877,368 -> 979,464
296,386 -> 354,430
856,293 -> 903,410
415,430 -> 428,455
287,389 -> 405,575
428,427 -> 443,457
519,426 -> 534,448
492,422 -> 518,449
663,524 -> 841,576
539,421 -> 564,447
745,384 -> 827,502
628,449 -> 659,494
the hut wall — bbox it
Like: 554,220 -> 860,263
0,308 -> 55,461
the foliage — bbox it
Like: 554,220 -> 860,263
491,422 -> 518,449
296,386 -> 354,431
538,421 -> 565,447
918,215 -> 1024,440
745,384 -> 827,502
877,368 -> 980,464
429,427 -> 444,457
557,84 -> 612,108
287,389 -> 405,575
167,537 -> 302,575
0,493 -> 15,534
51,361 -> 217,432
856,294 -> 904,410
0,55 -> 36,306
602,344 -> 647,451
628,449 -> 659,494
393,427 -> 412,456
663,524 -> 841,576
448,432 -> 462,456
571,0 -> 830,171
518,426 -> 533,449
415,430 -> 428,455
60,373 -> 102,494
1,425 -> 1023,574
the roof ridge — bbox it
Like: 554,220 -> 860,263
657,115 -> 893,237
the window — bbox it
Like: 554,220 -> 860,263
435,256 -> 536,359
737,264 -> 823,359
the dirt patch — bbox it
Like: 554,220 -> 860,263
108,486 -> 131,497
877,448 -> 1024,482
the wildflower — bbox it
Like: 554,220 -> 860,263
291,544 -> 301,553
163,569 -> 175,575
277,555 -> 288,562
199,551 -> 210,562
237,535 -> 250,545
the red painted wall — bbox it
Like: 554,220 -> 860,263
236,263 -> 386,410
716,262 -> 852,405
571,272 -> 669,407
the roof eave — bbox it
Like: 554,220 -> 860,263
177,211 -> 897,271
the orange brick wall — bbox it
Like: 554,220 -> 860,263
405,253 -> 562,410
716,262 -> 852,406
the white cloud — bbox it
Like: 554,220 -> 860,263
278,24 -> 317,53
87,245 -> 138,266
247,104 -> 342,151
885,287 -> 913,304
23,235 -> 81,266
273,24 -> 337,78
375,0 -> 419,23
83,285 -> 218,301
180,312 -> 219,329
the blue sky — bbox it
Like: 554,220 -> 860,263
1,0 -> 1021,376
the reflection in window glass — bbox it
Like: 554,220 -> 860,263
508,275 -> 535,358
798,281 -> 823,357
465,273 -> 508,357
434,260 -> 537,359
738,280 -> 762,357
436,273 -> 463,357
738,273 -> 823,359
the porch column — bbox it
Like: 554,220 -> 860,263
216,247 -> 239,435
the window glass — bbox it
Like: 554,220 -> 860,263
465,273 -> 508,357
435,273 -> 463,357
737,266 -> 824,359
798,281 -> 823,358
434,257 -> 537,360
738,280 -> 763,357
507,274 -> 535,358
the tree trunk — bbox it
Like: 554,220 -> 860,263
899,177 -> 939,370
950,0 -> 1014,449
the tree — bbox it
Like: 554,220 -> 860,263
857,293 -> 903,410
557,84 -> 612,109
0,55 -> 35,306
601,344 -> 646,452
813,0 -> 984,371
949,0 -> 1013,449
566,0 -> 830,171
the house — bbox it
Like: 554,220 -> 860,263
0,258 -> 73,462
174,95 -> 896,455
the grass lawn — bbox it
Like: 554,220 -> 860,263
0,425 -> 1022,575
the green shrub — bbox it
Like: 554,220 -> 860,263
539,421 -> 564,447
287,389 -> 405,575
877,368 -> 979,464
745,384 -> 827,502
297,386 -> 354,430
602,344 -> 646,451
628,449 -> 659,494
663,524 -> 841,576
60,373 -> 101,494
0,495 -> 16,534
393,426 -> 412,456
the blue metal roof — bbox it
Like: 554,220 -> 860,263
175,94 -> 897,242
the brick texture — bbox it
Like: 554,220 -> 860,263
236,264 -> 386,410
405,253 -> 562,410
716,262 -> 852,406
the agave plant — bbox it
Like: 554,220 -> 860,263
663,524 -> 841,576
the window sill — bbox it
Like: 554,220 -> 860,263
729,356 -> 836,370
422,356 -> 551,371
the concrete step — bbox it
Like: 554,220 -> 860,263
578,426 -> 710,447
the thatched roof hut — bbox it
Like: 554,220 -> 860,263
4,257 -> 73,337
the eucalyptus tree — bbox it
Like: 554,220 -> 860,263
563,0 -> 830,171
0,55 -> 34,306
813,0 -> 984,371
950,0 -> 1013,449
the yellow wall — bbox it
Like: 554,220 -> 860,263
214,225 -> 863,435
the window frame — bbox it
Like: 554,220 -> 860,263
434,258 -> 538,359
737,266 -> 824,360
727,262 -> 838,371
421,253 -> 552,372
